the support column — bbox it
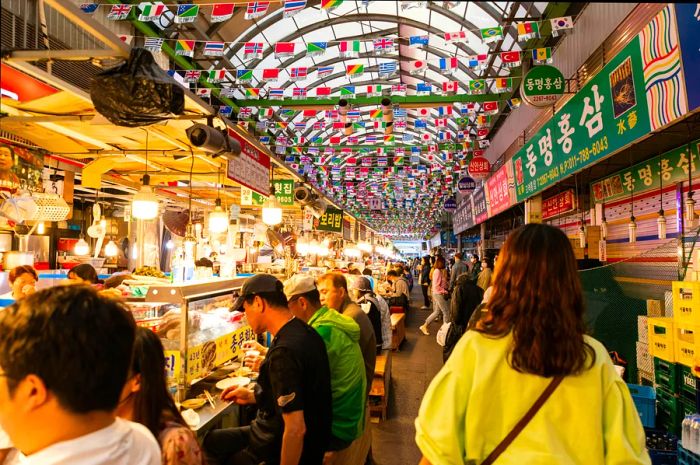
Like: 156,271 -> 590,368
479,223 -> 486,259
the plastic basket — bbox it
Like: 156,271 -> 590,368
647,428 -> 678,465
656,358 -> 682,393
629,383 -> 656,428
650,318 -> 676,363
674,282 -> 700,326
679,442 -> 700,465
676,323 -> 700,368
680,365 -> 700,411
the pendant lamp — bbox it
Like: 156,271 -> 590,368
104,240 -> 119,257
657,159 -> 666,240
208,166 -> 229,233
262,169 -> 282,226
132,132 -> 158,220
74,202 -> 90,255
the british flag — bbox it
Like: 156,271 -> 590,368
238,107 -> 253,118
107,4 -> 132,20
373,38 -> 394,53
391,84 -> 407,95
183,70 -> 201,82
394,120 -> 407,129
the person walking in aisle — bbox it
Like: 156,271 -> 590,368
448,253 -> 468,293
283,275 -> 369,465
204,274 -> 332,465
476,256 -> 493,291
415,224 -> 650,464
419,257 -> 450,336
418,256 -> 432,310
466,254 -> 481,283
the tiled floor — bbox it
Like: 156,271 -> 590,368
371,287 -> 444,465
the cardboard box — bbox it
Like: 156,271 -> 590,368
647,299 -> 663,317
637,341 -> 653,374
638,316 -> 649,344
638,370 -> 654,385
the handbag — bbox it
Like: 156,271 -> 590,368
481,376 -> 564,465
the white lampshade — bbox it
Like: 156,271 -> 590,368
628,217 -> 637,243
131,185 -> 159,220
208,200 -> 229,234
104,240 -> 119,257
74,238 -> 90,256
578,226 -> 586,249
37,222 -> 45,234
657,213 -> 667,240
262,197 -> 283,226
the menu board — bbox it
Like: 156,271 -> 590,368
473,187 -> 488,225
453,195 -> 474,235
227,129 -> 271,196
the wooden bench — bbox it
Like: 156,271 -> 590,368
391,313 -> 406,350
369,350 -> 392,421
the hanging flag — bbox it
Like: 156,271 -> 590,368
275,42 -> 296,58
462,102 -> 476,114
321,0 -> 343,12
313,121 -> 326,130
238,107 -> 253,119
420,133 -> 432,142
144,37 -> 164,51
338,40 -> 360,58
365,135 -> 377,144
391,84 -> 407,96
442,1 -> 459,8
107,4 -> 132,20
245,1 -> 270,19
466,54 -> 488,70
330,136 -> 342,144
79,3 -> 98,13
211,3 -> 234,22
220,87 -> 235,98
262,68 -> 280,82
442,81 -> 458,94
219,106 -> 233,117
494,77 -> 512,93
290,67 -> 308,81
438,57 -> 458,74
196,88 -> 212,98
183,70 -> 201,82
476,115 -> 491,127
293,87 -> 307,99
243,42 -> 264,60
400,0 -> 426,10
384,135 -> 395,145
550,16 -> 573,37
203,41 -> 225,56
416,82 -> 431,95
480,26 -> 503,43
119,35 -> 134,46
477,128 -> 490,139
175,4 -> 199,23
393,108 -> 407,120
438,132 -> 452,142
208,69 -> 226,83
434,118 -> 448,128
236,69 -> 253,82
409,35 -> 429,47
507,97 -> 522,109
444,31 -> 466,43
305,42 -> 327,57
468,79 -> 486,94
373,38 -> 394,54
347,110 -> 361,120
138,3 -> 166,21
346,63 -> 364,77
324,110 -> 339,120
280,109 -> 295,118
259,108 -> 274,119
369,108 -> 382,119
517,21 -> 540,41
317,65 -> 334,78
394,120 -> 407,130
268,88 -> 284,99
303,109 -> 318,118
416,108 -> 430,119
409,60 -> 427,75
500,50 -> 521,67
284,0 -> 307,17
366,85 -> 383,96
316,87 -> 332,98
378,62 -> 397,77
482,101 -> 498,115
340,85 -> 356,96
175,40 -> 195,57
532,47 -> 552,65
438,106 -> 453,117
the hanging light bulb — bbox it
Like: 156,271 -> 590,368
578,226 -> 586,249
183,222 -> 197,257
104,240 -> 119,257
74,237 -> 90,256
601,216 -> 608,240
628,216 -> 637,243
657,211 -> 667,240
685,193 -> 696,226
131,174 -> 159,220
165,239 -> 175,250
208,198 -> 229,234
262,196 -> 283,226
37,222 -> 45,235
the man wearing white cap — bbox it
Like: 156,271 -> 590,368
283,275 -> 369,465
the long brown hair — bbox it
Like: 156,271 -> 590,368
475,224 -> 595,377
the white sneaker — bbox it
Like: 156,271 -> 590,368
419,324 -> 429,336
420,306 -> 429,310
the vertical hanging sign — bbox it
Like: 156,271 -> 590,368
227,129 -> 271,196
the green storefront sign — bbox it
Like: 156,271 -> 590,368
521,65 -> 565,107
513,38 -> 652,202
273,179 -> 295,206
591,139 -> 700,203
314,207 -> 344,233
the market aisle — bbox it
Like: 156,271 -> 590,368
372,286 -> 444,465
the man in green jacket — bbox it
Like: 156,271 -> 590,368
284,275 -> 368,465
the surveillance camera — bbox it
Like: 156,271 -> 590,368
186,123 -> 241,157
308,199 -> 327,218
294,186 -> 317,205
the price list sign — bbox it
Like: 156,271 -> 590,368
314,207 -> 343,233
227,129 -> 271,196
453,196 -> 474,235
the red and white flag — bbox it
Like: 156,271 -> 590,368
262,68 -> 280,81
500,51 -> 521,67
316,86 -> 331,97
416,108 -> 430,119
434,118 -> 448,128
477,128 -> 490,139
275,42 -> 295,58
442,81 -> 458,93
211,3 -> 234,22
444,31 -> 467,43
482,101 -> 499,115
409,60 -> 427,75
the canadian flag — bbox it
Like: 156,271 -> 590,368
428,144 -> 438,153
409,60 -> 427,74
444,31 -> 467,42
482,101 -> 499,114
434,118 -> 448,128
442,81 -> 458,93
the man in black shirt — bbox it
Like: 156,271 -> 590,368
204,274 -> 332,465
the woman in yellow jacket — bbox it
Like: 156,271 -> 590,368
415,224 -> 650,465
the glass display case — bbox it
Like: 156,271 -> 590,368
126,278 -> 255,401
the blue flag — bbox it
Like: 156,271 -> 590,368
409,35 -> 429,47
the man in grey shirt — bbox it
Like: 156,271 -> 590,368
449,252 -> 469,292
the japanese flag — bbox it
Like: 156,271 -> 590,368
417,108 -> 430,119
409,60 -> 427,74
421,133 -> 432,142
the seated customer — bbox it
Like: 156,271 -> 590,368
117,327 -> 204,465
383,270 -> 410,310
348,277 -> 392,352
68,263 -> 100,285
0,285 -> 160,465
0,265 -> 37,301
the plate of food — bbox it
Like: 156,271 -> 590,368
215,376 -> 250,391
180,398 -> 207,410
220,361 -> 241,373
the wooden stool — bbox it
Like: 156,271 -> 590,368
369,350 -> 392,421
390,313 -> 405,350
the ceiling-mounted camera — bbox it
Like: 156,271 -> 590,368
186,123 -> 241,158
294,186 -> 318,205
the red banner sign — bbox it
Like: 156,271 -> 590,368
542,189 -> 576,220
485,163 -> 513,216
227,129 -> 271,196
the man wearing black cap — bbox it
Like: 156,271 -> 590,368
203,274 -> 332,465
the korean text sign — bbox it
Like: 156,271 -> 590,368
314,207 -> 343,233
273,179 -> 295,206
453,195 -> 474,235
227,129 -> 271,196
486,161 -> 514,216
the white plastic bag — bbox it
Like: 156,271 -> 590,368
436,322 -> 451,347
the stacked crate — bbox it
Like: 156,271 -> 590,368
647,282 -> 700,435
639,299 -> 665,384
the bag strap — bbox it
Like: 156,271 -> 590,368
481,376 -> 564,465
